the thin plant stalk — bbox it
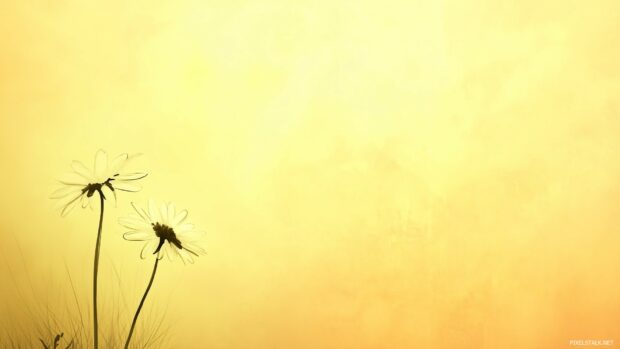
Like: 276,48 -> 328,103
92,190 -> 105,349
124,257 -> 160,349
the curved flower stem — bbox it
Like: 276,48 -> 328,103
124,257 -> 160,349
92,190 -> 105,349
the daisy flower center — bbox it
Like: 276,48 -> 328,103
152,222 -> 183,253
83,183 -> 103,197
82,178 -> 115,198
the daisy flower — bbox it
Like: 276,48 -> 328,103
50,149 -> 147,216
51,148 -> 147,349
120,201 -> 206,349
120,200 -> 206,264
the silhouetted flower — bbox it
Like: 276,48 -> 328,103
51,149 -> 147,216
120,200 -> 205,264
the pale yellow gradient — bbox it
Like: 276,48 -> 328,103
1,1 -> 619,348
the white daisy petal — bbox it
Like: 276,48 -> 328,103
131,202 -> 150,222
180,249 -> 195,264
148,200 -> 160,222
175,223 -> 195,233
177,230 -> 205,242
140,240 -> 158,259
162,243 -> 169,260
58,172 -> 89,186
124,231 -> 154,241
50,186 -> 80,199
71,161 -> 93,181
61,192 -> 83,217
171,209 -> 188,227
172,244 -> 184,260
165,243 -> 176,261
58,181 -> 87,187
61,201 -> 79,217
115,173 -> 147,181
114,182 -> 141,192
54,191 -> 77,209
94,149 -> 108,180
119,216 -> 151,231
160,203 -> 170,225
126,153 -> 143,163
183,242 -> 205,256
115,153 -> 143,174
166,203 -> 176,225
177,249 -> 189,264
108,153 -> 129,176
80,195 -> 90,208
106,186 -> 118,207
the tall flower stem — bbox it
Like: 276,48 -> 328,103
124,257 -> 160,349
92,190 -> 105,349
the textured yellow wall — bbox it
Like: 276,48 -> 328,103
1,1 -> 619,348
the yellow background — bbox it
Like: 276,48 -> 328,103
1,1 -> 619,348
